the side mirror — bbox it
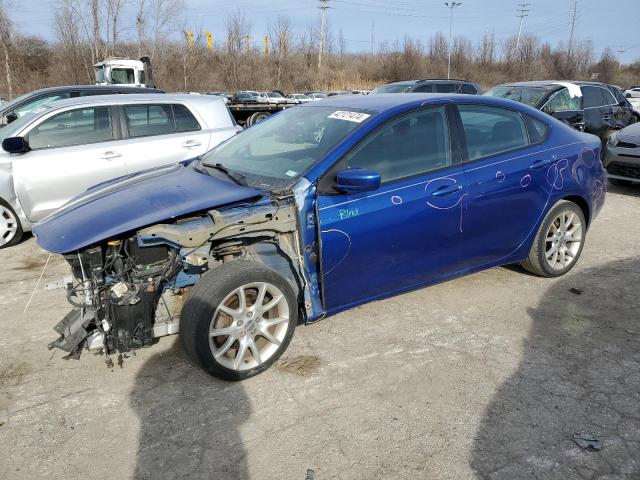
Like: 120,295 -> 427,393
542,105 -> 554,115
335,168 -> 381,194
5,112 -> 18,124
2,137 -> 30,154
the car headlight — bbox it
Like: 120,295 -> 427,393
607,131 -> 619,147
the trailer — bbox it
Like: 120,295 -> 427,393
228,102 -> 296,127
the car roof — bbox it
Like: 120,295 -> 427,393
16,85 -> 163,95
300,92 -> 540,114
495,80 -> 613,89
41,93 -> 222,110
385,79 -> 475,86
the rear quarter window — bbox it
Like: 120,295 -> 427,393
173,104 -> 201,132
524,114 -> 549,144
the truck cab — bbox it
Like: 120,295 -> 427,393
94,57 -> 153,88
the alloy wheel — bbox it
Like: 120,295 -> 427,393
545,211 -> 583,271
209,282 -> 290,371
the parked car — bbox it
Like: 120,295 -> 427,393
603,122 -> 640,185
35,94 -> 605,380
256,92 -> 287,104
231,92 -> 259,104
305,91 -> 327,100
286,93 -> 313,104
484,81 -> 637,139
0,85 -> 164,127
370,79 -> 482,95
624,86 -> 640,98
0,94 -> 240,248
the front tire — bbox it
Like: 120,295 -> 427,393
180,261 -> 298,381
521,200 -> 586,277
0,199 -> 23,249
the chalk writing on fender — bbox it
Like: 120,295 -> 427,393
338,207 -> 359,220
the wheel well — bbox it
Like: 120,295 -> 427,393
563,195 -> 590,227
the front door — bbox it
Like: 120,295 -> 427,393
12,105 -> 126,222
317,105 -> 467,310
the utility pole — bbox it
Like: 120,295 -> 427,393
616,47 -> 625,70
515,2 -> 530,52
371,21 -> 375,56
567,0 -> 578,59
318,0 -> 329,69
444,2 -> 461,79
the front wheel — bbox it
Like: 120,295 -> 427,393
180,261 -> 298,381
521,200 -> 586,277
0,199 -> 23,249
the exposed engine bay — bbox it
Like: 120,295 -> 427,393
48,198 -> 303,365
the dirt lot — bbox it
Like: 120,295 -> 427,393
1,184 -> 639,480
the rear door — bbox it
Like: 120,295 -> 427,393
116,103 -> 211,174
581,86 -> 612,137
12,105 -> 126,221
456,104 -> 555,269
541,87 -> 584,130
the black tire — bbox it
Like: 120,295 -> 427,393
0,198 -> 24,249
608,178 -> 632,187
180,260 -> 298,381
521,200 -> 586,278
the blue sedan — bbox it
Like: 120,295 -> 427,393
34,94 -> 606,380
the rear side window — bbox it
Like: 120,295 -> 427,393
582,86 -> 605,108
412,84 -> 433,93
173,104 -> 201,132
124,104 -> 174,138
28,106 -> 114,149
461,84 -> 478,94
544,88 -> 581,112
458,105 -> 528,161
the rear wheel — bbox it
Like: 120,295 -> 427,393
180,261 -> 297,381
0,199 -> 23,249
521,201 -> 586,277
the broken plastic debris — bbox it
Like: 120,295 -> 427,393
305,469 -> 315,480
569,288 -> 583,295
572,433 -> 602,450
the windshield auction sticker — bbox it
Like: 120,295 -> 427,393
328,111 -> 371,123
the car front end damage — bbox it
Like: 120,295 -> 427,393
47,197 -> 308,365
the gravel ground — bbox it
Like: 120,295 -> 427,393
0,184 -> 639,480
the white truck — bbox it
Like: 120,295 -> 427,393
94,56 -> 155,88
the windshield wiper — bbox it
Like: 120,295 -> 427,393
204,163 -> 247,186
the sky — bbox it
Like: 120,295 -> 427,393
11,0 -> 640,63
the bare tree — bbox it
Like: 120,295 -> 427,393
222,12 -> 252,89
0,1 -> 13,99
268,16 -> 292,89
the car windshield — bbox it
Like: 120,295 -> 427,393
0,105 -> 49,140
483,86 -> 551,106
200,106 -> 375,190
370,84 -> 414,94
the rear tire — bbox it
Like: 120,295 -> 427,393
521,200 -> 586,277
0,198 -> 23,249
180,260 -> 298,381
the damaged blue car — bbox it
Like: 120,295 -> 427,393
34,94 -> 606,380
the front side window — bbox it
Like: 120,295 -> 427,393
434,83 -> 458,93
124,104 -> 174,138
458,105 -> 528,161
543,88 -> 581,112
201,106 -> 374,188
461,84 -> 478,94
15,94 -> 68,117
412,84 -> 434,93
582,86 -> 605,108
28,106 -> 114,149
343,106 -> 451,183
370,84 -> 414,94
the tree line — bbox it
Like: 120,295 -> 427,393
0,0 -> 638,99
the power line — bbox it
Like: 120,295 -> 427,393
515,2 -> 530,51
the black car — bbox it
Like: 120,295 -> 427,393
370,79 -> 482,95
0,85 -> 164,126
603,122 -> 640,185
231,92 -> 259,104
484,81 -> 637,139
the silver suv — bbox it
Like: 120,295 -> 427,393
0,94 -> 240,247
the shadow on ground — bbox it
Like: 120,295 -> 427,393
131,341 -> 251,479
606,182 -> 640,198
471,258 -> 640,479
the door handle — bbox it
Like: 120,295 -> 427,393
182,140 -> 201,148
430,184 -> 462,197
529,159 -> 552,170
100,151 -> 122,160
